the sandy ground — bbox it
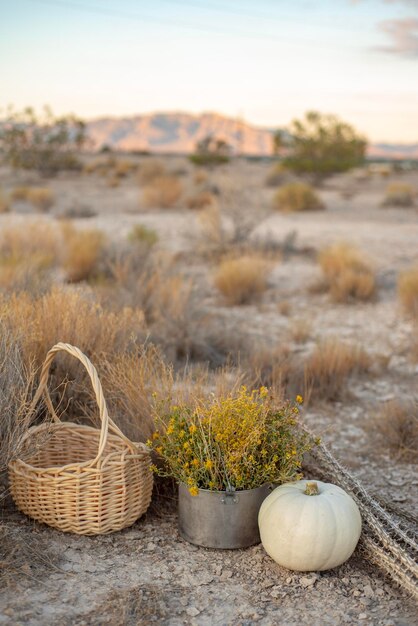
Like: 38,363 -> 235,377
0,158 -> 417,624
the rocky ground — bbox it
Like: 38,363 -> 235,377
0,157 -> 417,624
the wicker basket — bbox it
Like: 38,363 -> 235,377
8,342 -> 153,535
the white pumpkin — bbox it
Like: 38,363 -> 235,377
258,479 -> 361,572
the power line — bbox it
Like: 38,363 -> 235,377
21,0 -> 360,50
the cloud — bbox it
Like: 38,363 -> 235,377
384,0 -> 418,7
377,17 -> 418,57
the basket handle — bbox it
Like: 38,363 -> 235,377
30,342 -> 136,465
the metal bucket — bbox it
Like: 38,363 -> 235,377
178,482 -> 271,549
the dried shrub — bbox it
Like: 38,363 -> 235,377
265,163 -> 289,187
318,243 -> 376,303
60,222 -> 106,282
27,187 -> 55,212
106,175 -> 120,188
373,400 -> 418,462
193,170 -> 208,185
138,160 -> 165,185
304,339 -> 370,401
186,190 -> 216,210
10,186 -> 30,201
398,267 -> 418,317
273,182 -> 324,212
0,223 -> 59,292
142,176 -> 183,209
214,255 -> 272,305
0,189 -> 10,214
0,288 -> 146,371
245,345 -> 300,399
114,159 -> 137,178
128,224 -> 158,247
382,183 -> 415,208
290,318 -> 312,343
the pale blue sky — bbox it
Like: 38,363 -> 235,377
1,0 -> 417,142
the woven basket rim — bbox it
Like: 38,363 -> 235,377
9,420 -> 150,473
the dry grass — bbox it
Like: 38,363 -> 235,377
398,267 -> 418,317
128,224 -> 158,247
10,186 -> 30,201
0,223 -> 59,292
373,400 -> 418,463
0,189 -> 10,214
142,175 -> 183,209
106,175 -> 120,188
60,222 -> 106,283
245,344 -> 299,398
318,243 -> 376,303
27,187 -> 55,212
138,160 -> 165,185
273,182 -> 324,212
290,318 -> 312,343
186,190 -> 216,210
114,159 -> 137,178
304,339 -> 371,401
214,255 -> 272,305
382,183 -> 415,208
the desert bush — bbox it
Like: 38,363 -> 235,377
245,345 -> 300,398
138,160 -> 165,185
27,187 -> 55,212
273,182 -> 324,212
0,223 -> 59,291
187,190 -> 216,210
265,162 -> 289,187
373,400 -> 418,463
273,111 -> 367,179
0,106 -> 85,176
128,224 -> 158,247
0,323 -> 39,475
60,223 -> 105,283
214,255 -> 272,305
106,175 -> 120,188
189,135 -> 230,166
56,203 -> 96,219
142,176 -> 183,209
0,189 -> 10,214
398,267 -> 418,317
10,186 -> 30,201
318,243 -> 376,303
304,339 -> 370,401
0,288 -> 146,371
290,318 -> 312,343
193,170 -> 208,185
114,159 -> 137,178
382,183 -> 415,208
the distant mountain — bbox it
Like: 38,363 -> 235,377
85,112 -> 418,160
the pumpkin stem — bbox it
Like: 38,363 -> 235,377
304,481 -> 320,496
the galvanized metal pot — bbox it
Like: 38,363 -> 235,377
178,482 -> 271,549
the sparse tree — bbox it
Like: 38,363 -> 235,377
273,111 -> 367,180
0,106 -> 86,176
189,134 -> 231,166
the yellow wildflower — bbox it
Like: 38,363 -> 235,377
183,441 -> 190,450
179,430 -> 186,439
145,439 -> 152,448
156,446 -> 163,455
192,458 -> 199,467
152,431 -> 159,440
189,424 -> 197,434
204,459 -> 213,470
189,486 -> 199,496
296,395 -> 303,404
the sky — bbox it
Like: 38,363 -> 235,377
0,0 -> 417,143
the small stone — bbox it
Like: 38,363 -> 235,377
146,542 -> 156,551
286,577 -> 293,584
186,607 -> 200,617
220,569 -> 233,581
300,575 -> 317,588
375,588 -> 385,597
363,585 -> 374,598
359,613 -> 367,620
353,590 -> 361,597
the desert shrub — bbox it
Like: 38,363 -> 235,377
214,255 -> 272,305
106,175 -> 120,188
193,170 -> 208,185
0,288 -> 146,371
273,182 -> 324,212
186,190 -> 216,210
398,267 -> 418,317
128,224 -> 158,247
265,162 -> 289,187
245,345 -> 300,398
0,189 -> 10,214
0,323 -> 39,475
373,400 -> 418,463
318,243 -> 376,303
114,159 -> 137,178
60,223 -> 106,283
304,339 -> 370,401
0,223 -> 59,291
0,106 -> 85,176
290,318 -> 312,343
382,183 -> 415,208
138,160 -> 165,185
142,175 -> 183,209
27,187 -> 55,212
273,111 -> 366,179
10,186 -> 30,201
189,135 -> 230,166
56,203 -> 97,219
